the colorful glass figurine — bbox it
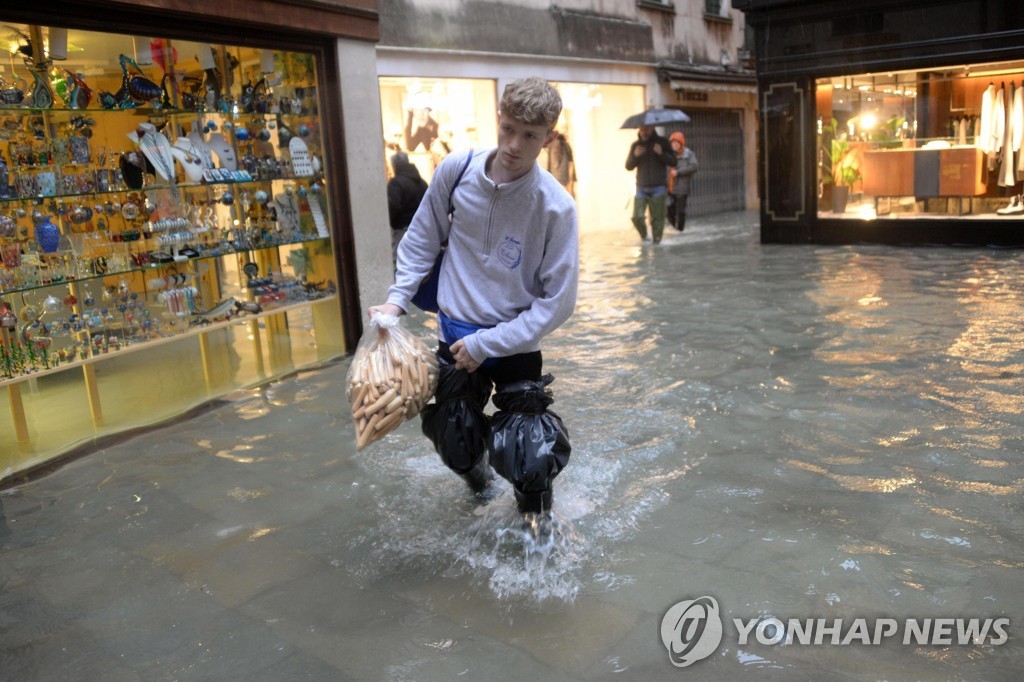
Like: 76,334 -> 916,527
63,70 -> 93,109
0,73 -> 25,105
107,54 -> 163,109
27,68 -> 54,108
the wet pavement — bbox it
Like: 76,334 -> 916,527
2,210 -> 1024,681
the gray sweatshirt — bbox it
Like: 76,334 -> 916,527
387,148 -> 579,363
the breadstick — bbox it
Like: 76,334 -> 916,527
418,362 -> 428,397
351,382 -> 370,409
385,393 -> 404,413
400,362 -> 413,400
365,387 -> 397,416
375,408 -> 404,433
357,412 -> 382,450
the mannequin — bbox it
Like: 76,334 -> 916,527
126,122 -> 175,181
206,132 -> 238,171
187,131 -> 216,170
168,136 -> 206,182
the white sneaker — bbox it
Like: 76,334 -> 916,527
996,195 -> 1024,215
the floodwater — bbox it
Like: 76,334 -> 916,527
2,210 -> 1024,680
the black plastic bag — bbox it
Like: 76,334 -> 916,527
489,375 -> 571,493
420,355 -> 493,474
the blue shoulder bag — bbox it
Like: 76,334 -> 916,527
410,150 -> 474,313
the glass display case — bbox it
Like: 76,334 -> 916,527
0,25 -> 345,476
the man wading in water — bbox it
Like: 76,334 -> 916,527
370,76 -> 579,515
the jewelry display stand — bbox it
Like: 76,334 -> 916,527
169,137 -> 207,182
127,123 -> 176,181
289,137 -> 313,176
273,190 -> 301,232
206,132 -> 238,171
186,131 -> 216,170
308,194 -> 329,237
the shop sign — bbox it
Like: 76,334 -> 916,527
676,90 -> 709,102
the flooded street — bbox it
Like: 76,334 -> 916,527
3,210 -> 1024,680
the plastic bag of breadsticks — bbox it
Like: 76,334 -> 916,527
346,314 -> 438,450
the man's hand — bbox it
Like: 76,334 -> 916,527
652,143 -> 663,155
450,339 -> 481,373
368,303 -> 404,319
633,145 -> 646,158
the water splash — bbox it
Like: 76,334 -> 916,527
346,426 -> 693,603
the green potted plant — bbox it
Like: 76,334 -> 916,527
869,115 -> 906,149
821,118 -> 862,213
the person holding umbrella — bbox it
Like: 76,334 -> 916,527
625,123 -> 677,244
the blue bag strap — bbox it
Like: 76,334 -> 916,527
448,149 -> 474,217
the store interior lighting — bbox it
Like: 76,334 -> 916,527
48,27 -> 67,60
132,36 -> 153,65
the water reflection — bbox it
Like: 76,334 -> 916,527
2,212 -> 1024,678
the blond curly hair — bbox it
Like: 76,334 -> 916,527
499,77 -> 562,130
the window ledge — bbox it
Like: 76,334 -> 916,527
637,0 -> 675,14
704,12 -> 734,25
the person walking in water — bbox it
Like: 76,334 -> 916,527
626,124 -> 676,244
369,77 -> 579,515
667,131 -> 699,232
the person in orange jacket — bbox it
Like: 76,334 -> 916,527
667,131 -> 699,232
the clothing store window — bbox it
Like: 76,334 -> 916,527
548,82 -> 644,234
377,78 -> 644,233
816,60 -> 1024,221
378,77 -> 497,182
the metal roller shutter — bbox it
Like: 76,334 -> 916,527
683,109 -> 746,217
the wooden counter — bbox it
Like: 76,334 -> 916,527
862,146 -> 985,198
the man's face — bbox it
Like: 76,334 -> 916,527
638,125 -> 654,139
496,113 -> 556,179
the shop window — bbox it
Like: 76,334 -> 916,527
816,61 -> 1024,221
378,77 -> 497,183
377,78 -> 644,234
0,24 -> 344,473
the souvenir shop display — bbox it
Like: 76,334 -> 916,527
0,24 -> 338,414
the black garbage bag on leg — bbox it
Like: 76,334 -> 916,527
489,374 -> 571,512
420,355 -> 493,487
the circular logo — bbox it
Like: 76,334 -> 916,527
497,236 -> 522,270
660,596 -> 723,668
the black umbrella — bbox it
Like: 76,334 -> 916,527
620,108 -> 691,128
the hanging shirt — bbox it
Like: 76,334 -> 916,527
989,86 -> 1005,171
1000,83 -> 1016,187
979,84 -> 995,153
1014,84 -> 1024,181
